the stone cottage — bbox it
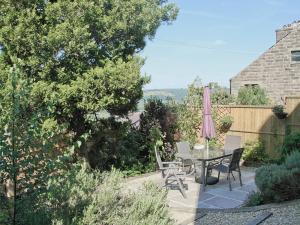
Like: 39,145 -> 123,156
230,21 -> 300,103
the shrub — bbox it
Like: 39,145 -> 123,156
255,164 -> 293,202
281,132 -> 300,157
176,80 -> 203,146
244,192 -> 264,207
237,86 -> 269,105
208,138 -> 221,150
140,98 -> 177,161
242,141 -> 268,165
82,182 -> 172,225
285,151 -> 300,169
21,164 -> 173,225
210,83 -> 235,105
255,161 -> 300,203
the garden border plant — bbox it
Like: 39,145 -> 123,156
272,105 -> 288,119
255,151 -> 300,204
219,115 -> 234,133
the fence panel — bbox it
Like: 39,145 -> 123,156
209,97 -> 300,158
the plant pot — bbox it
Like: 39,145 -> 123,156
219,123 -> 232,133
274,112 -> 288,119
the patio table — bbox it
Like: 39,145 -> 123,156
192,149 -> 232,192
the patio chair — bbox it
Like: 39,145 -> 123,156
207,148 -> 244,191
219,135 -> 242,165
154,147 -> 187,198
223,135 -> 242,155
175,141 -> 198,174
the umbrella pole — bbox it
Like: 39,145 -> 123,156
206,139 -> 209,156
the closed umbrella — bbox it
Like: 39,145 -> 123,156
201,86 -> 216,154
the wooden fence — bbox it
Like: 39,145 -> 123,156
200,97 -> 300,157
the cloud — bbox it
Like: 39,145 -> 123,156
213,40 -> 227,46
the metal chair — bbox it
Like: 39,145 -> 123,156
175,141 -> 198,174
154,147 -> 187,198
219,135 -> 242,165
223,135 -> 242,155
208,148 -> 244,191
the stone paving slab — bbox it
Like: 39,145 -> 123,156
125,167 -> 257,225
205,188 -> 250,202
202,196 -> 243,209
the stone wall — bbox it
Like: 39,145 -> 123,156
230,23 -> 300,103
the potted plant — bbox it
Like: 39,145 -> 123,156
272,105 -> 288,119
219,115 -> 234,133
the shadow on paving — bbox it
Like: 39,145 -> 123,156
168,167 -> 257,224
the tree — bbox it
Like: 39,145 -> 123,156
209,82 -> 235,105
237,85 -> 269,105
140,98 -> 176,160
176,79 -> 203,145
0,0 -> 178,154
0,66 -> 67,224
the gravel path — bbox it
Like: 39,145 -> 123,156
193,200 -> 300,225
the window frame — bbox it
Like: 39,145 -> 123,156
291,50 -> 300,62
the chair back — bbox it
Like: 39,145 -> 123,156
224,135 -> 241,155
229,148 -> 244,170
176,141 -> 192,156
154,147 -> 163,169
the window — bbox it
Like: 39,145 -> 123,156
245,84 -> 258,87
291,51 -> 300,61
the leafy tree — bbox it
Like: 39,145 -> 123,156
0,66 -> 68,224
209,82 -> 235,105
237,85 -> 269,105
176,79 -> 203,145
0,0 -> 178,154
140,98 -> 176,160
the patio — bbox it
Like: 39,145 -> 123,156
125,166 -> 257,225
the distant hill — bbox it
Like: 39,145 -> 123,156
138,88 -> 188,110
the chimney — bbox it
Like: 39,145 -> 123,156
275,21 -> 300,43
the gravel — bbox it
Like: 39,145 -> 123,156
193,201 -> 300,225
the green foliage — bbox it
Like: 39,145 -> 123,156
208,138 -> 221,150
272,105 -> 285,114
176,79 -> 203,146
272,105 -> 288,119
22,164 -> 173,225
0,66 -> 70,224
237,86 -> 269,105
285,151 -> 300,170
219,115 -> 234,126
281,132 -> 300,157
242,141 -> 268,165
80,119 -> 152,176
0,1 -> 179,223
140,98 -> 177,160
255,153 -> 300,203
209,83 -> 235,105
83,103 -> 171,175
255,140 -> 300,202
244,192 -> 264,207
0,0 -> 178,159
218,115 -> 234,133
0,194 -> 10,224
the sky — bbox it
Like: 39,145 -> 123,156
140,0 -> 300,89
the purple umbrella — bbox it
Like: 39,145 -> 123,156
201,86 -> 216,152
